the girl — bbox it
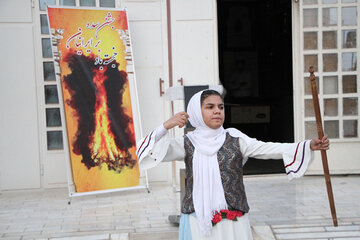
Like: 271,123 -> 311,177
137,90 -> 329,240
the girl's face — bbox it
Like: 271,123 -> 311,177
201,95 -> 225,129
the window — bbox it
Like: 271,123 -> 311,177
301,1 -> 359,139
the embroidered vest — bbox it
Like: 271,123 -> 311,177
181,133 -> 250,214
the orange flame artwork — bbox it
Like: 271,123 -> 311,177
47,7 -> 139,192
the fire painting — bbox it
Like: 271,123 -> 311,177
47,7 -> 140,193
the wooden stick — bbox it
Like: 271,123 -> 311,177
309,66 -> 338,227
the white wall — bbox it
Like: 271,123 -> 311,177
0,0 -> 41,190
307,142 -> 360,175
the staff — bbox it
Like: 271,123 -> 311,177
309,66 -> 338,227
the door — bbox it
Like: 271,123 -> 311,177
171,0 -> 219,185
34,0 -> 78,188
293,0 -> 360,174
123,0 -> 172,182
217,0 -> 294,174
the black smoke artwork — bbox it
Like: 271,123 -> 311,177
63,52 -> 137,173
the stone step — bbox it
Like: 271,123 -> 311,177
272,224 -> 360,240
49,233 -> 129,240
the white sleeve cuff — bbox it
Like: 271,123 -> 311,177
284,140 -> 314,181
154,124 -> 168,142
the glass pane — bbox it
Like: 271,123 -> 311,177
342,7 -> 357,26
343,98 -> 358,115
305,121 -> 317,139
323,54 -> 338,72
80,0 -> 95,6
323,8 -> 337,26
323,76 -> 338,94
304,0 -> 318,3
60,0 -> 75,6
324,120 -> 339,138
40,14 -> 49,34
46,108 -> 62,127
42,38 -> 52,58
342,52 -> 357,71
304,77 -> 319,95
43,62 -> 56,81
304,32 -> 318,49
343,120 -> 358,138
342,0 -> 357,2
44,85 -> 59,104
342,75 -> 357,93
39,0 -> 56,11
47,131 -> 63,150
342,30 -> 357,48
100,0 -> 115,7
304,9 -> 318,28
323,0 -> 337,3
305,99 -> 315,117
323,31 -> 337,49
304,55 -> 318,72
324,98 -> 338,116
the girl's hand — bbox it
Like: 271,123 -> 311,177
163,111 -> 190,130
310,134 -> 330,151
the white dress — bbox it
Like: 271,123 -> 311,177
137,125 -> 314,240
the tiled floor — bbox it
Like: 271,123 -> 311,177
1,175 -> 359,240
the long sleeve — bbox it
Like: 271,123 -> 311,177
239,138 -> 314,181
136,124 -> 185,170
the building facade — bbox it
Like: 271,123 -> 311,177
0,0 -> 359,191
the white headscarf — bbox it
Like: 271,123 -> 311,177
186,90 -> 255,236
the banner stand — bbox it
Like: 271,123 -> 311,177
47,6 -> 149,202
67,183 -> 150,205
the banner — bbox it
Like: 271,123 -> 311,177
47,7 -> 141,193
